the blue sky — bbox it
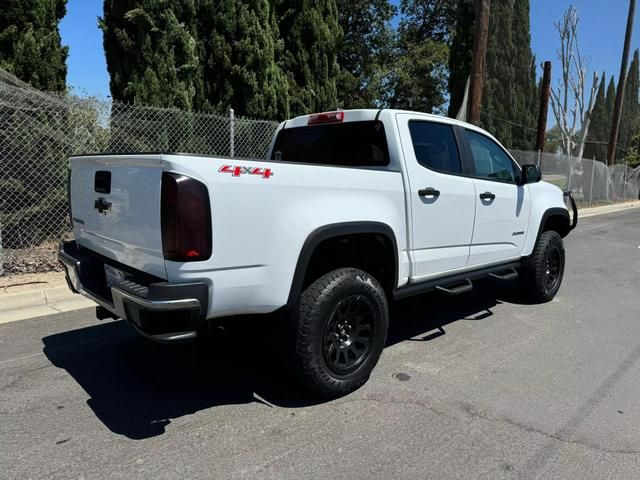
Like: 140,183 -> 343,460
60,0 -> 640,99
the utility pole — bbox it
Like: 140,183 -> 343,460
467,0 -> 491,125
535,61 -> 552,152
608,0 -> 636,166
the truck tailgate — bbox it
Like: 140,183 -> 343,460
70,155 -> 166,279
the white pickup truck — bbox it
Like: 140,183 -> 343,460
59,109 -> 577,397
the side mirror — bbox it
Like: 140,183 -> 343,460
519,164 -> 542,185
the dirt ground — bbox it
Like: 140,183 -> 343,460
0,241 -> 64,277
0,270 -> 67,294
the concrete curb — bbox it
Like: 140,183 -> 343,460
0,285 -> 93,325
0,200 -> 638,325
577,200 -> 640,218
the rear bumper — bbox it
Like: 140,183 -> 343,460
58,241 -> 209,343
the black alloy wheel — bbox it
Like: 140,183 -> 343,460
322,294 -> 375,375
543,244 -> 563,293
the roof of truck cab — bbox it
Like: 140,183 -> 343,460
283,109 -> 498,142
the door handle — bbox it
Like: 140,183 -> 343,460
94,197 -> 112,213
479,191 -> 496,200
418,187 -> 440,197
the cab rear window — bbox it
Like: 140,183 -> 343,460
270,121 -> 390,167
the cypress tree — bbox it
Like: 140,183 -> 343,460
605,76 -> 617,119
447,0 -> 537,149
584,74 -> 607,161
0,0 -> 68,92
510,0 -> 537,149
447,0 -> 474,117
584,74 -> 616,163
197,0 -> 289,119
336,0 -> 396,109
278,0 -> 341,116
480,0 -> 516,146
100,0 -> 201,110
530,56 -> 539,128
102,1 -> 288,119
604,75 -> 617,159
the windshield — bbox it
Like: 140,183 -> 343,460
270,120 -> 390,167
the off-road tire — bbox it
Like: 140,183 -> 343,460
291,268 -> 389,398
519,230 -> 565,303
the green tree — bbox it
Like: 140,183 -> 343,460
584,75 -> 625,162
481,0 -> 537,149
387,0 -> 453,112
509,0 -> 537,149
605,75 -> 617,117
480,0 -> 514,145
584,74 -> 608,161
197,0 -> 289,119
278,0 -> 341,116
398,0 -> 454,43
447,0 -> 473,117
605,75 -> 619,159
623,117 -> 640,168
100,0 -> 201,110
447,0 -> 537,148
336,0 -> 396,108
102,0 -> 288,119
0,0 -> 68,91
544,124 -> 563,154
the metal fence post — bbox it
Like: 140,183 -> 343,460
589,158 -> 596,207
0,224 -> 3,277
623,161 -> 628,200
229,108 -> 235,158
567,153 -> 572,191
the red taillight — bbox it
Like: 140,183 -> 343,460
161,172 -> 212,262
308,111 -> 344,125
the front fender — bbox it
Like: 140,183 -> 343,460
522,181 -> 571,256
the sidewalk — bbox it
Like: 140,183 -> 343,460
1,199 -> 639,325
0,272 -> 93,324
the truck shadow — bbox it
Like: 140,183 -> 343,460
42,279 -> 522,440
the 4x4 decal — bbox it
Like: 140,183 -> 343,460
219,165 -> 274,179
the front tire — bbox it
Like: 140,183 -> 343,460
519,230 -> 565,303
291,268 -> 389,398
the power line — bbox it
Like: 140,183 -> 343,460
480,111 -> 537,132
480,110 -> 628,151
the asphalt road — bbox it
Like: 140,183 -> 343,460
2,209 -> 640,480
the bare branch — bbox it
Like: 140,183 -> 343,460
551,4 -> 596,159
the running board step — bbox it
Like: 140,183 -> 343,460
435,279 -> 473,296
488,267 -> 519,281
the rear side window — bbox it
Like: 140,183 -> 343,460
408,121 -> 462,174
270,121 -> 389,167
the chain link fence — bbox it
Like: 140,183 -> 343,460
510,150 -> 640,206
2,75 -> 639,277
0,78 -> 278,275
